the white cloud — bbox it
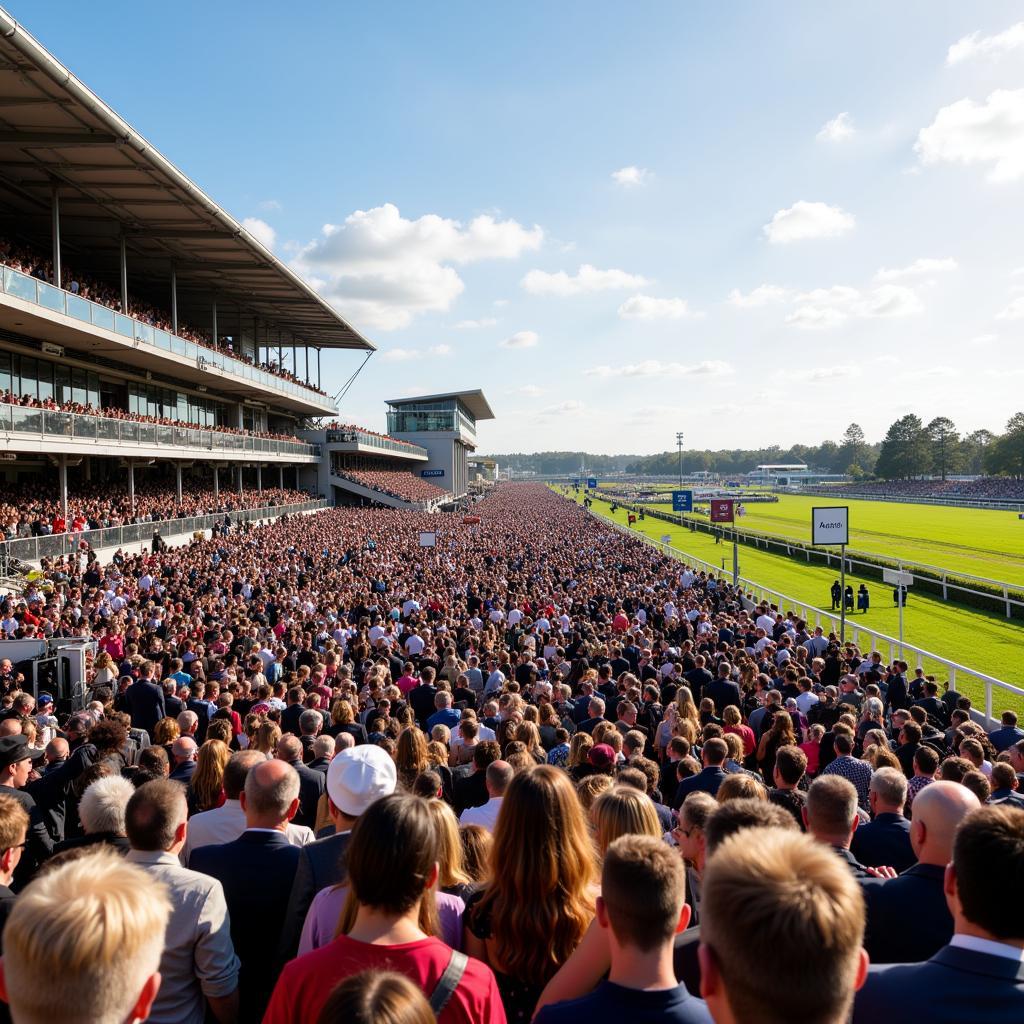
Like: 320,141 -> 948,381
875,257 -> 958,281
947,22 -> 1024,65
817,112 -> 856,142
611,166 -> 651,187
584,359 -> 733,379
763,201 -> 855,244
521,263 -> 650,297
916,89 -> 1024,183
785,284 -> 924,328
509,384 -> 542,397
727,284 -> 791,307
996,296 -> 1024,320
920,366 -> 957,378
379,343 -> 453,362
498,330 -> 539,349
453,318 -> 498,329
291,202 -> 543,330
617,294 -> 697,320
242,217 -> 276,249
1012,267 -> 1024,277
258,198 -> 282,212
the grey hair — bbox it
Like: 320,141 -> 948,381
312,735 -> 335,758
244,762 -> 300,819
299,710 -> 322,735
870,766 -> 908,808
79,775 -> 136,835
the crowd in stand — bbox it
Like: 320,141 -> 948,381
0,483 -> 1019,1023
335,467 -> 449,504
0,238 -> 328,396
827,477 -> 1024,501
0,391 -> 307,445
0,481 -> 311,539
323,422 -> 425,453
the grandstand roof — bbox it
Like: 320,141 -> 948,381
385,389 -> 495,420
0,10 -> 373,352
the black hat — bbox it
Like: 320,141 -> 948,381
0,734 -> 44,771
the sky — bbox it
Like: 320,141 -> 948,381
8,1 -> 1024,455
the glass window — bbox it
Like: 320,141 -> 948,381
20,357 -> 38,401
0,351 -> 10,397
37,361 -> 53,402
56,364 -> 70,405
71,368 -> 87,407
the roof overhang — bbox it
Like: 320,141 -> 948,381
385,389 -> 494,421
0,9 -> 374,352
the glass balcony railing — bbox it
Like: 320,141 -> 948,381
325,428 -> 427,458
0,402 -> 320,459
0,267 -> 336,411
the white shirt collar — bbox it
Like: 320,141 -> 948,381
950,934 -> 1024,962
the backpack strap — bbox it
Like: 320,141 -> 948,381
429,949 -> 468,1016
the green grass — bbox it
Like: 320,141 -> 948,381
559,487 -> 1024,714
636,492 -> 1024,588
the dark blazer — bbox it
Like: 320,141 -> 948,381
865,862 -> 951,964
307,756 -> 331,777
853,943 -> 1024,1023
279,830 -> 352,961
705,678 -> 741,715
287,759 -> 326,829
454,769 -> 488,814
52,831 -> 130,857
0,883 -> 16,953
408,684 -> 439,726
280,703 -> 304,736
672,924 -> 702,997
672,766 -> 726,809
123,678 -> 165,736
851,813 -> 916,873
191,830 -> 301,1022
168,758 -> 196,784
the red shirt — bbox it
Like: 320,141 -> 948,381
612,612 -> 629,632
725,724 -> 756,757
262,935 -> 505,1024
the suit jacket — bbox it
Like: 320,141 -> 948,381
169,759 -> 196,784
123,678 -> 165,736
851,812 -> 916,873
672,766 -> 726,809
672,924 -> 702,997
287,759 -> 326,829
306,756 -> 331,777
705,678 -> 741,715
453,769 -> 488,815
191,830 -> 300,1021
279,830 -> 351,961
853,943 -> 1024,1023
865,862 -> 951,964
0,884 -> 16,954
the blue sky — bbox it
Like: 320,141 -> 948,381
8,1 -> 1024,453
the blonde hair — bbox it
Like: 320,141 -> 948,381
716,773 -> 767,804
425,800 -> 471,889
702,829 -> 865,1024
3,849 -> 170,1024
592,785 -> 662,856
189,739 -> 230,813
576,772 -> 614,812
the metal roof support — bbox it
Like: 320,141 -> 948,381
316,347 -> 321,390
50,180 -> 61,287
212,296 -> 218,352
170,264 -> 178,335
119,232 -> 128,314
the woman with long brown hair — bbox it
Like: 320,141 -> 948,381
463,765 -> 596,1022
757,709 -> 797,776
187,739 -> 229,815
395,727 -> 430,792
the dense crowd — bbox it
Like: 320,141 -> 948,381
334,467 -> 450,504
0,391 -> 306,445
323,422 -> 425,453
0,481 -> 311,539
0,483 -> 1019,1024
825,477 -> 1024,501
0,238 -> 328,396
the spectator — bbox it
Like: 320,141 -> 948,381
767,745 -> 807,830
820,732 -> 873,809
459,759 -> 512,831
313,971 -> 434,1024
850,767 -> 915,873
0,793 -> 27,944
52,774 -> 133,856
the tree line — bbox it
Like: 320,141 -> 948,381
485,413 -> 1024,480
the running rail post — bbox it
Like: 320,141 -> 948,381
840,543 -> 846,643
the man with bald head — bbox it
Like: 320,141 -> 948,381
865,780 -> 981,964
275,732 -> 325,828
191,758 -> 302,1021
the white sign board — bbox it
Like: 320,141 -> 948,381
418,531 -> 437,548
882,568 -> 914,587
811,506 -> 849,546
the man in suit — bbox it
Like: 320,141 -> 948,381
408,667 -> 439,728
854,804 -> 1024,1022
279,687 -> 306,736
684,656 -> 713,703
453,740 -> 499,814
673,738 -> 728,809
123,662 -> 165,738
989,711 -> 1024,753
704,663 -> 740,716
279,744 -> 396,960
191,759 -> 301,1022
866,781 -> 980,965
306,735 -> 334,778
577,697 -> 607,735
274,734 -> 324,829
168,737 -> 197,784
851,767 -> 915,873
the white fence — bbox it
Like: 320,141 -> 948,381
593,511 -> 1024,727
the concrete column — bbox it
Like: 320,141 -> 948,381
317,348 -> 321,389
51,182 -> 61,287
237,465 -> 243,497
58,454 -> 68,527
213,466 -> 219,502
171,265 -> 178,335
257,464 -> 262,494
278,465 -> 284,489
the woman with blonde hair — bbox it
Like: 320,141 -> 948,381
674,686 -> 701,735
424,799 -> 472,900
464,766 -> 596,1021
314,971 -> 433,1024
514,721 -> 546,765
716,772 -> 767,804
591,785 -> 661,857
152,717 -> 180,749
187,739 -> 229,815
251,722 -> 281,756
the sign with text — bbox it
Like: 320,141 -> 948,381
418,531 -> 437,547
421,468 -> 444,478
811,506 -> 849,546
671,489 -> 693,513
710,499 -> 735,523
587,477 -> 598,488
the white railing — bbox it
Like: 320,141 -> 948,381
590,509 -> 1024,727
796,486 -> 1024,513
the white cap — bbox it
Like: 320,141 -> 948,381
326,745 -> 397,818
